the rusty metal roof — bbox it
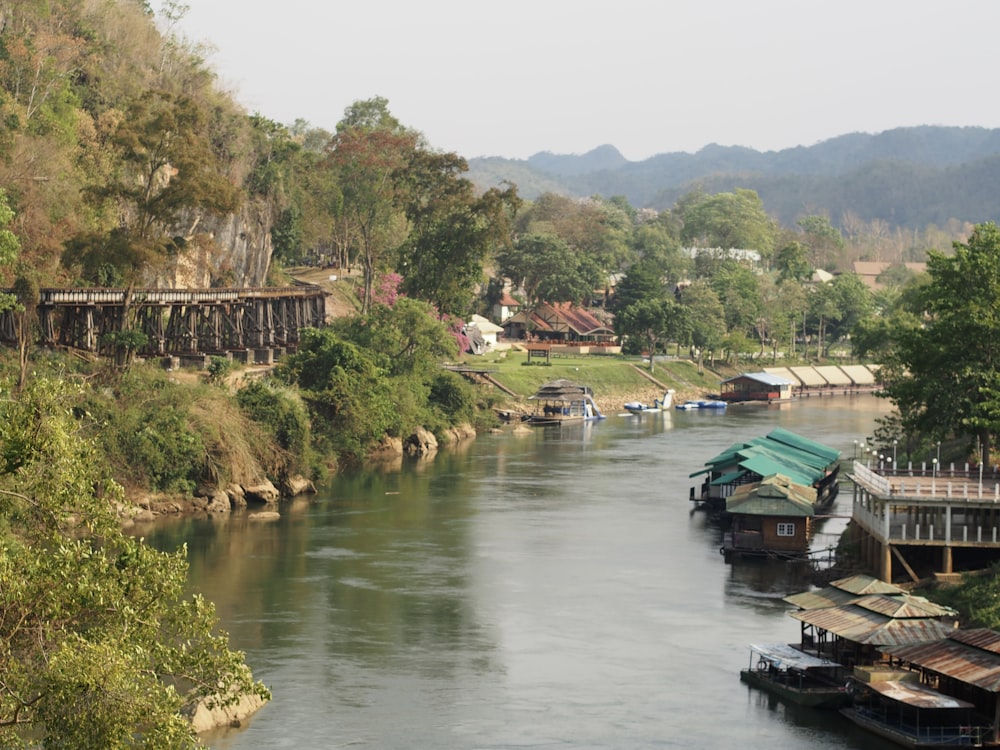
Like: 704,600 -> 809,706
791,603 -> 956,646
830,574 -> 906,596
866,680 -> 975,709
783,586 -> 860,610
853,594 -> 957,619
882,629 -> 1000,692
783,574 -> 900,610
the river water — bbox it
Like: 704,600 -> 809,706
143,395 -> 901,749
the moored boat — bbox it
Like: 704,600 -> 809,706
623,390 -> 674,414
840,680 -> 986,748
740,643 -> 850,708
676,399 -> 727,410
524,380 -> 605,426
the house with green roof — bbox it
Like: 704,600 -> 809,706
689,427 -> 841,514
723,474 -> 818,557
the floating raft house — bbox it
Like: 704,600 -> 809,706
689,427 -> 841,513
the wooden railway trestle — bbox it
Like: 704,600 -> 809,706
1,286 -> 327,357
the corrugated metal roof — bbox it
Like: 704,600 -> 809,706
763,367 -> 802,385
784,586 -> 862,610
766,428 -> 842,465
691,429 -> 840,487
791,604 -> 955,646
790,366 -> 828,386
882,630 -> 1000,693
814,365 -> 852,385
839,365 -> 876,385
710,469 -> 747,486
749,643 -> 842,671
727,474 -> 816,516
830,574 -> 905,596
722,372 -> 794,387
853,594 -> 957,619
866,680 -> 974,709
737,455 -> 815,487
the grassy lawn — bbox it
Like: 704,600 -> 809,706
460,350 -> 728,410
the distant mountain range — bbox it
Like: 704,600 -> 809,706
467,126 -> 1000,230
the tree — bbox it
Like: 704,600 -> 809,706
775,241 -> 812,284
324,98 -> 417,314
396,149 -> 519,316
881,222 -> 1000,466
0,377 -> 268,747
64,90 -> 241,284
612,257 -> 670,313
679,188 -> 778,263
496,233 -> 599,323
677,280 -> 726,373
614,297 -> 681,371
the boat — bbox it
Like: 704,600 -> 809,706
523,380 -> 606,426
840,680 -> 987,748
676,399 -> 727,410
740,643 -> 850,708
623,389 -> 674,414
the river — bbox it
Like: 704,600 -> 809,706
143,395 -> 901,749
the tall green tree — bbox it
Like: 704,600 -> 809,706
677,280 -> 726,373
64,90 -> 241,284
324,98 -> 417,314
679,188 -> 778,263
0,377 -> 268,748
614,297 -> 682,371
881,222 -> 1000,465
496,232 -> 599,321
396,149 -> 519,316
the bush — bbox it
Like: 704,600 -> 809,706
236,380 -> 314,476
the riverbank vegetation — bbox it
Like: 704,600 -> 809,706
5,1 -> 1000,741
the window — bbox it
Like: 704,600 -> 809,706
776,522 -> 796,537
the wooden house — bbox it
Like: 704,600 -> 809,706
689,427 -> 841,513
723,474 -> 816,557
720,372 -> 794,403
501,302 -> 615,345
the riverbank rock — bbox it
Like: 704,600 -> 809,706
227,483 -> 248,508
243,479 -> 280,504
247,510 -> 280,522
280,474 -> 317,496
368,436 -> 404,459
404,426 -> 438,457
184,685 -> 269,733
440,422 -> 477,444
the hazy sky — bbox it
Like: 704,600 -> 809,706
157,0 -> 1000,162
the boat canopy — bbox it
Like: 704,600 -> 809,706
749,643 -> 842,671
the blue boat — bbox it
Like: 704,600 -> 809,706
676,399 -> 727,410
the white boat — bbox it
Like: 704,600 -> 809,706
623,390 -> 674,414
676,399 -> 727,410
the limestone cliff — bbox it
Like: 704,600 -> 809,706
152,197 -> 274,288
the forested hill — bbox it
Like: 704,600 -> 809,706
467,126 -> 1000,231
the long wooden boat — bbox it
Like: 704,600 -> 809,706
739,643 -> 850,708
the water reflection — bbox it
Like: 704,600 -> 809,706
138,396 -> 899,749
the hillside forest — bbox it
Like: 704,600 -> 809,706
8,1 -> 1000,744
